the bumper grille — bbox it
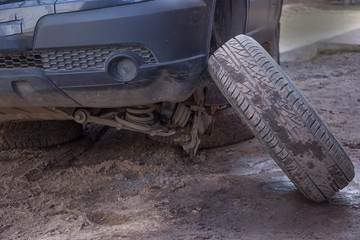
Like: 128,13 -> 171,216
0,45 -> 156,71
0,53 -> 43,69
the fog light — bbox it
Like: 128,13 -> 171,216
117,58 -> 138,81
109,55 -> 139,82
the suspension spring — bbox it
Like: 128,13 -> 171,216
172,103 -> 192,127
124,105 -> 156,124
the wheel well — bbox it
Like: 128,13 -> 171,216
210,0 -> 247,54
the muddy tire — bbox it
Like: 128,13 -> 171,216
208,34 -> 354,202
150,107 -> 254,150
0,121 -> 82,151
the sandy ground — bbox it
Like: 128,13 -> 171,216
0,50 -> 359,239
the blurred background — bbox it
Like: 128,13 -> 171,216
280,0 -> 360,61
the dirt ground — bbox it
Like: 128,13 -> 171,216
0,49 -> 359,239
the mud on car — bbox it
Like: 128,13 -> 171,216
0,0 -> 354,202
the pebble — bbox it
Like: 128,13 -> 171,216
115,173 -> 125,181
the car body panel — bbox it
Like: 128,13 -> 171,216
0,0 -> 149,51
55,0 -> 151,13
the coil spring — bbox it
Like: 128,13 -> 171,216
172,103 -> 191,127
125,105 -> 156,124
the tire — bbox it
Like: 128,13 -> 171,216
207,34 -> 354,202
0,120 -> 82,151
150,107 -> 254,150
199,107 -> 254,149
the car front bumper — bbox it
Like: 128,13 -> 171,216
0,0 -> 215,108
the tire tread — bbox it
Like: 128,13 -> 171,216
208,34 -> 354,202
0,121 -> 82,151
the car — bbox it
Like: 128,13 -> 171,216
0,0 -> 280,150
0,0 -> 354,202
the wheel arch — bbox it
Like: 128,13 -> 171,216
210,0 -> 248,54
